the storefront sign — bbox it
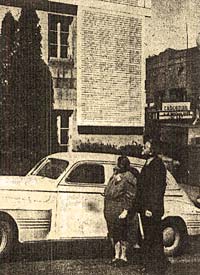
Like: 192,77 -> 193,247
148,102 -> 194,120
162,102 -> 191,111
159,110 -> 193,120
157,102 -> 193,120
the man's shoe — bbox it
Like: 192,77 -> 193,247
136,267 -> 149,275
133,243 -> 141,249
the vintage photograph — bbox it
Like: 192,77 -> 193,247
0,0 -> 200,274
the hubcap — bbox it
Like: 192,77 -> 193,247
163,226 -> 175,247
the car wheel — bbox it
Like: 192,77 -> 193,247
0,220 -> 15,259
162,217 -> 188,256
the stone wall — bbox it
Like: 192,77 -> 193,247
68,111 -> 143,152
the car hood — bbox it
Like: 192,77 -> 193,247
0,175 -> 56,191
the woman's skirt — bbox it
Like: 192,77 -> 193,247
104,199 -> 128,243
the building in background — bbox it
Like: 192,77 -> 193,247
145,47 -> 200,184
0,0 -> 151,153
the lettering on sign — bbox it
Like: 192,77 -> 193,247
159,110 -> 193,120
162,102 -> 191,112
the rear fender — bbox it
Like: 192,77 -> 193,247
0,210 -> 51,242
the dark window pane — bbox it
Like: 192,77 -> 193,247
61,32 -> 69,45
61,46 -> 68,58
49,14 -> 58,31
49,45 -> 57,57
68,163 -> 105,184
49,31 -> 57,44
61,129 -> 69,145
61,115 -> 69,128
61,16 -> 73,31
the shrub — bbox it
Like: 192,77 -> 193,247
74,140 -> 143,158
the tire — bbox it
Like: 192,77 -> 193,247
0,220 -> 15,259
162,217 -> 188,256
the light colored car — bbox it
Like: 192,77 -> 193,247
0,152 -> 199,258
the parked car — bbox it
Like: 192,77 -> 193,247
0,152 -> 199,259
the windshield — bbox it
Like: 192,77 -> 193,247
31,158 -> 69,179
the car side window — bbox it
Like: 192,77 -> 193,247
67,163 -> 105,184
35,159 -> 69,179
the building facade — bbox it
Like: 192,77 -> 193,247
0,0 -> 151,152
146,47 -> 200,138
146,47 -> 200,113
146,47 -> 200,184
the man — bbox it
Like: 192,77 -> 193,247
137,139 -> 170,274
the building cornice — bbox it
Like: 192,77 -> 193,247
49,0 -> 151,17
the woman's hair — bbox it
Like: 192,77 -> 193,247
117,155 -> 130,172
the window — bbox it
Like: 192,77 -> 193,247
34,158 -> 69,179
57,115 -> 69,146
48,14 -> 73,59
67,163 -> 105,184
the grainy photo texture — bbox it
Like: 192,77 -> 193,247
0,0 -> 200,275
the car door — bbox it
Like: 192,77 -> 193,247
57,161 -> 112,239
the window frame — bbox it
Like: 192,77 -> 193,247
48,13 -> 74,59
57,115 -> 69,147
65,161 -> 106,185
60,161 -> 109,187
30,157 -> 69,180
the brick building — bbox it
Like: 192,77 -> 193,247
146,47 -> 200,184
0,0 -> 151,152
146,47 -> 200,113
145,47 -> 200,140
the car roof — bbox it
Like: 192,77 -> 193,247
46,152 -> 180,189
47,152 -> 146,166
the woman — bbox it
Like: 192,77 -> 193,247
104,156 -> 137,266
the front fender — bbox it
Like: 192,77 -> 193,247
164,198 -> 200,236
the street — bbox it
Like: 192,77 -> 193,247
0,236 -> 200,275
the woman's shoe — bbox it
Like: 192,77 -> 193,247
110,258 -> 120,266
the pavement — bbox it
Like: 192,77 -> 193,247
0,237 -> 200,275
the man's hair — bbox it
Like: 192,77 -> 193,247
144,138 -> 163,156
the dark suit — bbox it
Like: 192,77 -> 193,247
137,156 -> 168,274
